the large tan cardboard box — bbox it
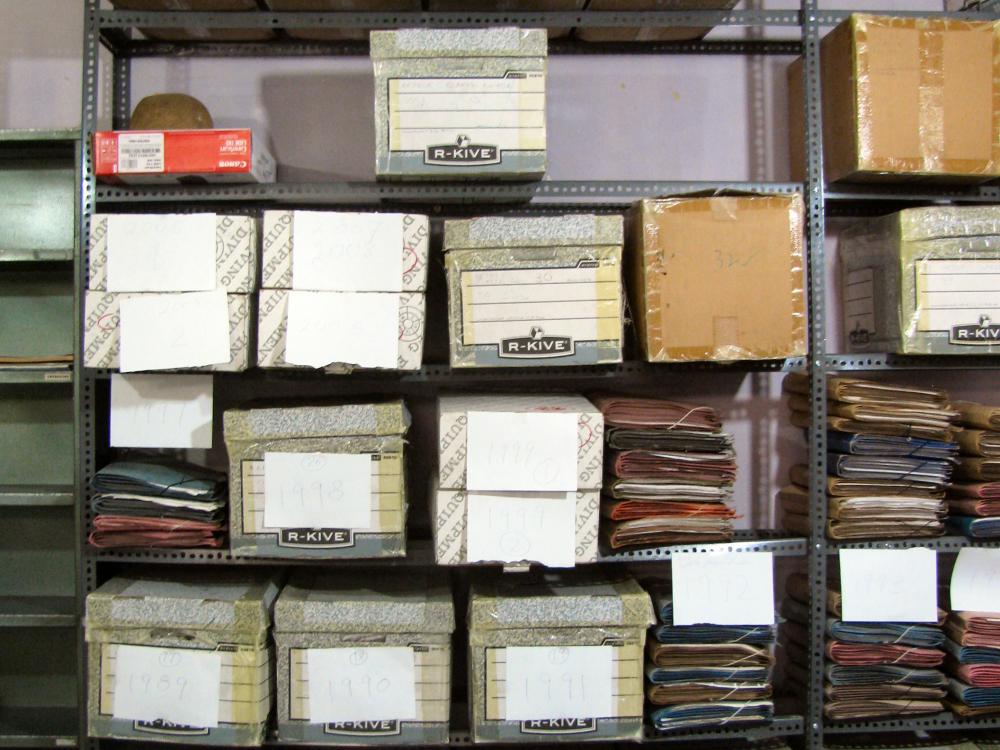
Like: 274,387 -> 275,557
789,14 -> 1000,184
628,194 -> 807,362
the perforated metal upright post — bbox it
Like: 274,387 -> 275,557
800,1 -> 828,748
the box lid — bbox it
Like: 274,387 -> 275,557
439,393 -> 599,419
468,572 -> 654,631
223,400 -> 410,442
371,27 -> 547,59
444,214 -> 623,251
85,572 -> 279,635
274,572 -> 455,634
893,206 -> 1000,242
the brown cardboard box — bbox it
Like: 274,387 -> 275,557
577,0 -> 738,42
789,14 -> 1000,184
628,194 -> 807,362
264,1 -> 422,41
109,0 -> 274,42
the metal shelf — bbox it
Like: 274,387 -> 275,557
826,353 -> 1000,371
0,706 -> 78,748
826,183 -> 1000,204
0,248 -> 74,262
0,367 -> 73,384
824,712 -> 1000,734
828,536 -> 1000,552
0,484 -> 74,507
645,715 -> 804,741
94,180 -> 804,206
601,533 -> 807,561
0,596 -> 77,628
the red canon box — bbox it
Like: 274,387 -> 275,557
92,128 -> 276,184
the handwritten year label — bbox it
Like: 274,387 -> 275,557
110,373 -> 213,448
466,491 -> 576,567
119,290 -> 230,372
113,645 -> 221,728
466,411 -> 577,492
950,548 -> 1000,613
307,647 -> 416,723
840,548 -> 938,623
264,452 -> 371,529
672,551 -> 775,625
291,211 -> 403,292
505,646 -> 613,721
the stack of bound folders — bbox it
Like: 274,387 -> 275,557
596,396 -> 736,549
780,373 -> 959,540
946,611 -> 1000,717
644,586 -> 775,731
782,573 -> 947,720
949,401 -> 1000,539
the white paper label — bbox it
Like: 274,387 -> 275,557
263,452 -> 371,529
466,491 -> 576,567
306,647 -> 416,723
844,267 -> 876,339
119,291 -> 230,372
504,646 -> 614,721
839,548 -> 938,623
110,373 -> 213,448
672,551 -> 775,625
285,291 -> 399,370
107,214 -> 216,292
466,411 -> 578,492
950,548 -> 1000,613
916,259 -> 1000,332
112,645 -> 221,728
117,132 -> 165,174
291,212 -> 404,292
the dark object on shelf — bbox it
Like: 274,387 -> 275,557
129,93 -> 214,130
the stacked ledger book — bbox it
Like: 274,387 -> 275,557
87,459 -> 227,548
949,401 -> 1000,539
946,610 -> 1000,717
645,586 -> 775,731
780,373 -> 959,540
784,573 -> 947,719
596,396 -> 737,550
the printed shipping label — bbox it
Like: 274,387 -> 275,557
844,267 -> 876,343
389,74 -> 545,163
915,259 -> 1000,340
117,133 -> 165,174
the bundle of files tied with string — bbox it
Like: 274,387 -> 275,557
597,396 -> 736,550
949,400 -> 1000,539
644,584 -> 776,731
780,373 -> 960,540
946,601 -> 1000,717
783,572 -> 949,720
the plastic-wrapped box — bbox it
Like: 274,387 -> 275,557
444,215 -> 624,367
265,1 -> 422,40
840,206 -> 1000,355
223,401 -> 410,559
257,211 -> 429,372
85,572 -> 279,745
108,0 -> 274,41
789,14 -> 1000,183
273,573 -> 454,744
467,573 -> 654,742
627,194 -> 807,362
577,0 -> 739,42
371,28 -> 547,180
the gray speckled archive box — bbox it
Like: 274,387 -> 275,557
468,573 -> 654,743
224,401 -> 410,559
444,215 -> 625,367
273,573 -> 455,745
85,572 -> 279,746
371,28 -> 547,180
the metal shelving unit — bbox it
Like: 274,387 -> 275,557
73,2 -> 1000,749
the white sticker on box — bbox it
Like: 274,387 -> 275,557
291,212 -> 404,292
117,132 -> 165,174
285,291 -> 399,370
106,214 -> 216,292
504,646 -> 614,721
112,645 -> 221,729
263,452 -> 371,529
916,259 -> 1000,334
110,373 -> 213,449
672,551 -> 775,625
950,548 -> 1000,613
306,647 -> 416,723
119,291 -> 230,373
466,411 -> 578,492
839,548 -> 938,623
466,491 -> 576,567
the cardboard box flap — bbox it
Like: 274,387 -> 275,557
370,27 -> 547,59
445,214 -> 623,250
468,572 -> 654,631
274,572 -> 455,634
85,572 -> 279,637
223,400 -> 410,442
